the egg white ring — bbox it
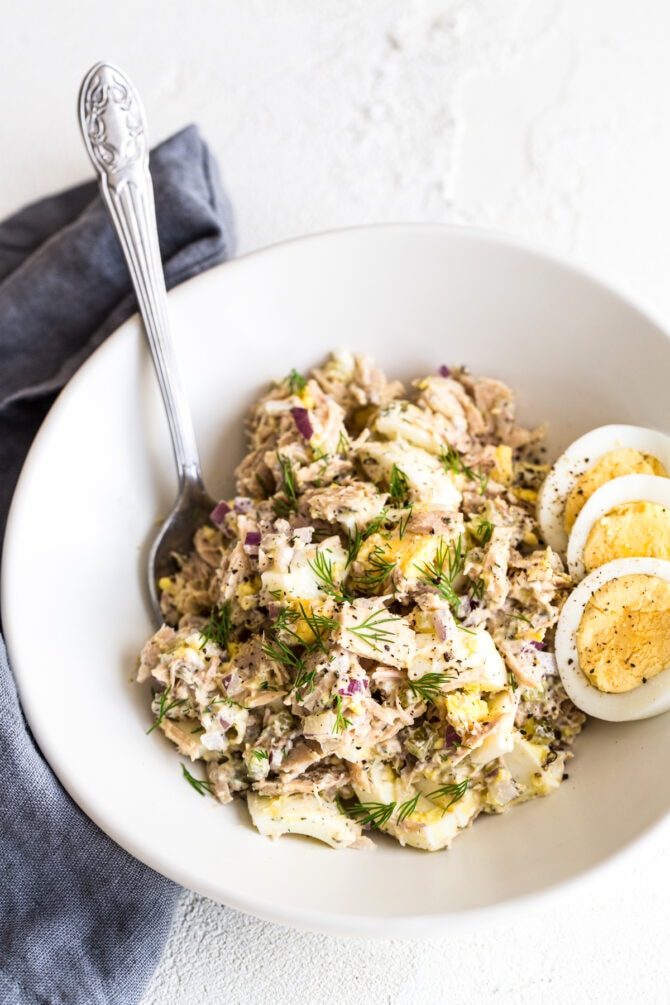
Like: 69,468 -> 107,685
567,474 -> 670,582
536,424 -> 670,555
555,557 -> 670,721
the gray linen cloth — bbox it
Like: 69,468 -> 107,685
0,125 -> 234,1005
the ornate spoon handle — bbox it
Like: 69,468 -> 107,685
78,61 -> 202,488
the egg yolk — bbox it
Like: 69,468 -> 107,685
576,573 -> 670,692
564,448 -> 667,533
583,501 -> 670,573
355,530 -> 444,586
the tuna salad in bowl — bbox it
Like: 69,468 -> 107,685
4,224 -> 670,935
139,351 -> 585,853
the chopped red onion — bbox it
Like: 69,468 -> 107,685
234,496 -> 254,513
530,640 -> 546,651
210,499 -> 231,528
338,679 -> 364,696
444,724 -> 461,747
223,669 -> 242,695
218,715 -> 232,731
439,365 -> 451,378
267,602 -> 280,619
243,530 -> 261,556
291,407 -> 314,440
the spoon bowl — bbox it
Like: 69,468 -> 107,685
148,478 -> 216,623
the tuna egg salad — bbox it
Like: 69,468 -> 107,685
137,352 -> 585,851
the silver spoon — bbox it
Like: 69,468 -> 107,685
78,61 -> 215,626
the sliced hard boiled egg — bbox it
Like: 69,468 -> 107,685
567,474 -> 670,581
537,425 -> 670,554
555,557 -> 670,720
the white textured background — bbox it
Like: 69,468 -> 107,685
5,1 -> 670,1002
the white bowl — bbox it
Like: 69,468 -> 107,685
4,224 -> 670,936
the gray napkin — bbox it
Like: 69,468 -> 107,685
0,125 -> 234,1005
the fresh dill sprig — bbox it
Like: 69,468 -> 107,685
263,603 -> 337,691
347,507 -> 394,566
346,526 -> 363,566
364,508 -> 390,538
507,670 -> 517,693
205,695 -> 245,712
471,518 -> 494,547
347,608 -> 401,651
250,748 -> 269,761
407,672 -> 454,703
428,778 -> 469,814
414,534 -> 468,613
332,694 -> 352,734
440,445 -> 490,496
261,605 -> 303,664
389,464 -> 411,507
474,467 -> 490,495
262,606 -> 304,665
291,667 -> 315,691
397,504 -> 413,540
309,549 -> 352,603
274,606 -> 302,631
287,368 -> 307,394
343,800 -> 396,828
199,600 -> 233,650
355,544 -> 397,593
294,666 -> 317,692
510,611 -> 533,625
190,725 -> 205,735
469,576 -> 485,602
340,795 -> 419,828
296,602 -> 338,653
261,634 -> 305,671
263,606 -> 327,688
396,793 -> 420,824
440,444 -> 475,479
272,452 -> 299,517
335,795 -> 349,817
443,534 -> 467,582
147,690 -> 188,734
181,763 -> 214,797
337,430 -> 350,456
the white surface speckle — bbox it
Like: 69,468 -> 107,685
6,1 -> 670,1001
